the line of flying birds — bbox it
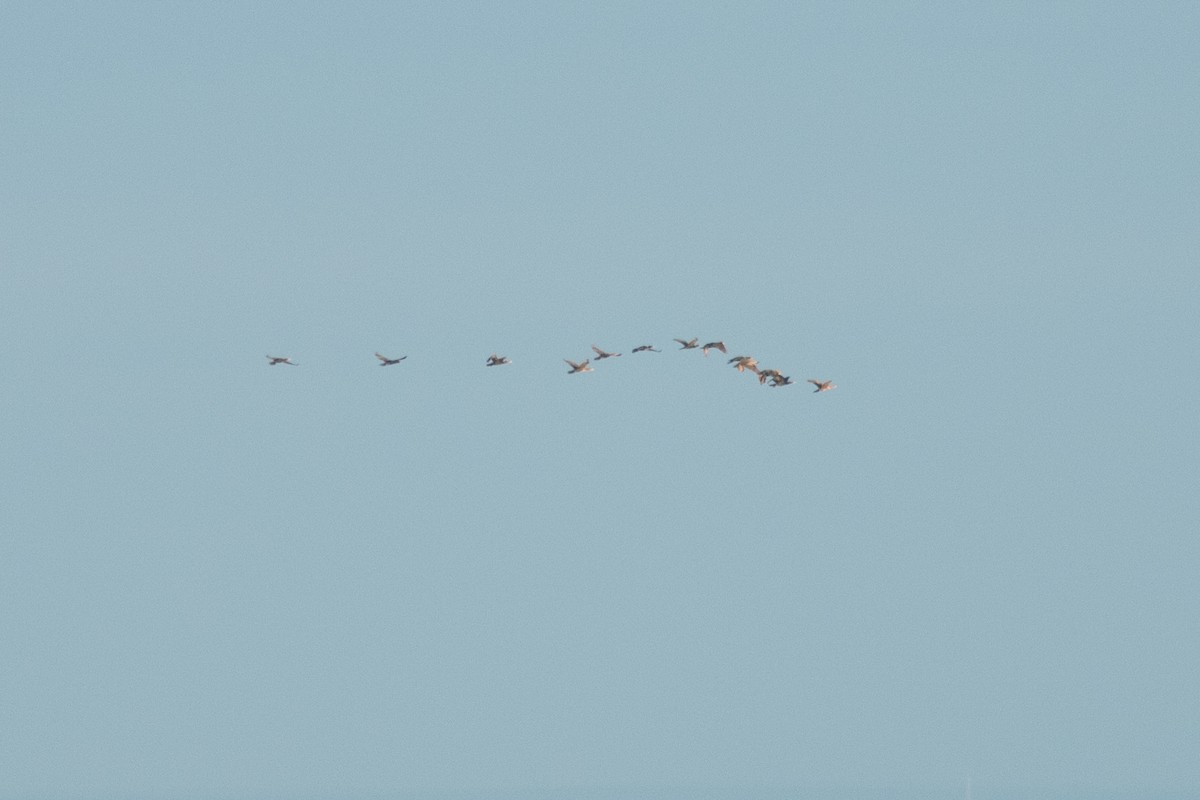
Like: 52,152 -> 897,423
267,339 -> 836,392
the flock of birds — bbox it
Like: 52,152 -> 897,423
267,339 -> 836,392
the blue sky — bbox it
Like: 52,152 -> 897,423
2,3 -> 1198,799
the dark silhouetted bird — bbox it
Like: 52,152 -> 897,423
375,353 -> 407,366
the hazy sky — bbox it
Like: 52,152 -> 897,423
2,3 -> 1198,799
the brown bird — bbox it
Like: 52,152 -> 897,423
485,354 -> 511,366
674,338 -> 699,350
631,345 -> 660,353
757,368 -> 783,385
564,359 -> 593,374
728,355 -> 758,373
591,345 -> 621,359
808,379 -> 836,393
266,355 -> 298,366
701,341 -> 727,356
375,352 -> 407,366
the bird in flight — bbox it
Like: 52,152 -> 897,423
755,368 -> 794,387
591,345 -> 621,359
674,338 -> 699,350
375,352 -> 407,366
808,379 -> 836,393
728,355 -> 758,373
485,354 -> 511,366
564,359 -> 593,374
266,355 -> 298,366
631,345 -> 660,353
701,341 -> 727,356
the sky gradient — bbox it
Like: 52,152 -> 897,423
2,3 -> 1198,799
